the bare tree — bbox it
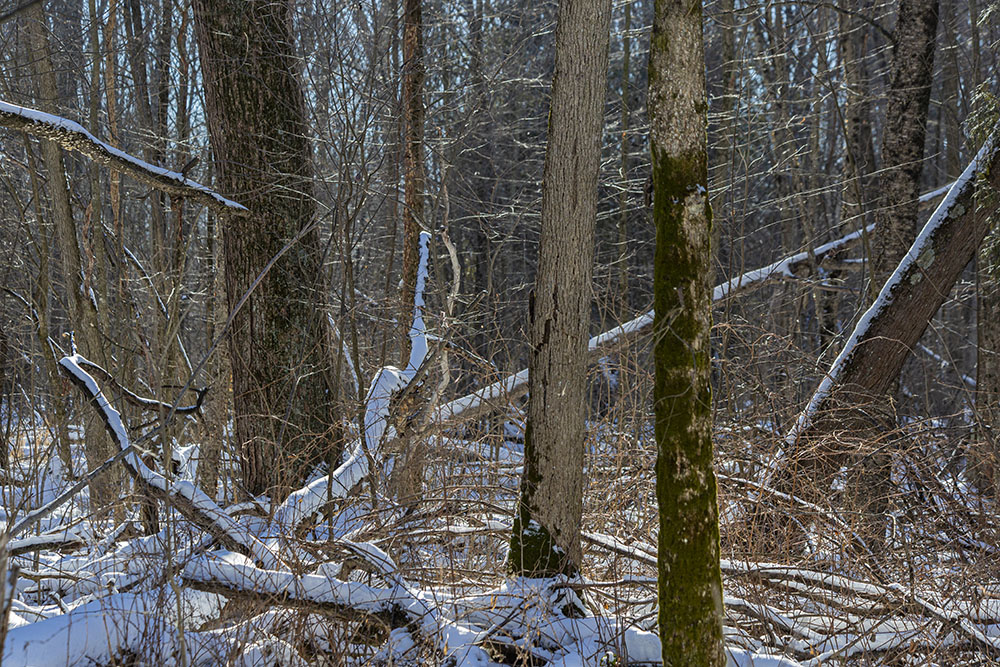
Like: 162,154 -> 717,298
509,0 -> 611,577
191,0 -> 338,498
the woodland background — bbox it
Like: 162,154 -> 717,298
0,0 -> 999,664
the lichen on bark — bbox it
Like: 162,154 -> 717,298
648,0 -> 726,664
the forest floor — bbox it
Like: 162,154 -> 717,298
1,394 -> 998,666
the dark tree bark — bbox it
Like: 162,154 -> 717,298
870,0 -> 940,287
393,0 -> 427,504
399,0 -> 425,367
649,0 -> 726,663
192,0 -> 337,499
509,0 -> 611,577
616,0 -> 632,312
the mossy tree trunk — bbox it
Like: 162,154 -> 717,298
192,0 -> 337,499
508,0 -> 611,578
648,0 -> 726,664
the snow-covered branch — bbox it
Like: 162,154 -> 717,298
72,357 -> 207,415
0,100 -> 247,215
782,130 -> 1000,450
58,354 -> 281,569
273,232 -> 433,529
430,200 -> 955,426
181,557 -> 417,637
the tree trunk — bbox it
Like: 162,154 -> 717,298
508,0 -> 610,578
26,4 -> 119,513
616,0 -> 632,313
780,133 -> 1000,495
649,0 -> 726,663
845,0 -> 939,546
393,0 -> 427,504
870,0 -> 939,287
399,0 -> 425,367
839,0 -> 879,311
191,0 -> 337,499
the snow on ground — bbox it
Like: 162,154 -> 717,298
3,219 -> 999,664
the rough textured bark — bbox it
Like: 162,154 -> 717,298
393,0 -> 427,504
192,0 -> 336,499
509,0 -> 610,577
940,0 -> 963,180
972,0 -> 999,491
870,0 -> 939,287
399,0 -> 425,367
846,0 -> 939,545
648,0 -> 726,663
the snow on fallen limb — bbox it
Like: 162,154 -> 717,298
186,546 -> 495,665
271,444 -> 369,528
0,100 -> 246,214
781,129 -> 999,451
2,586 -> 223,666
274,232 -> 432,529
73,356 -> 206,414
181,556 -> 419,631
58,353 -> 282,569
728,648 -> 803,666
6,528 -> 85,557
432,213 -> 917,425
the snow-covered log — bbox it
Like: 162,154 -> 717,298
58,354 -> 282,569
7,529 -> 85,557
0,100 -> 247,215
181,557 -> 417,639
1,586 -> 223,666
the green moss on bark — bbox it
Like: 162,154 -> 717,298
652,145 -> 725,665
649,1 -> 726,660
508,423 -> 578,577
